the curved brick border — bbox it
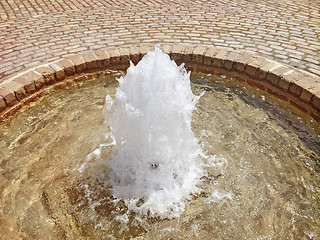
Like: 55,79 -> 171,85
0,44 -> 320,122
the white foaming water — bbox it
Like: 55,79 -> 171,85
103,45 -> 204,218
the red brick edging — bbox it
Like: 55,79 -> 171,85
0,44 -> 319,121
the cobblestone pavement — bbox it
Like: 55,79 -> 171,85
0,0 -> 319,82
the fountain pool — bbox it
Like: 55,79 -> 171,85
0,47 -> 319,239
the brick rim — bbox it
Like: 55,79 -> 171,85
0,43 -> 320,122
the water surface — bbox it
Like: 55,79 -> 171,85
0,72 -> 319,239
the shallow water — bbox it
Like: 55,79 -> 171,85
0,72 -> 319,239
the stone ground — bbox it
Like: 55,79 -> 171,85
0,0 -> 319,83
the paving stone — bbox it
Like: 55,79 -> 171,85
224,51 -> 240,70
95,49 -> 110,67
23,71 -> 46,89
192,46 -> 207,64
181,45 -> 195,62
256,61 -> 279,79
234,53 -> 255,72
13,76 -> 36,93
49,62 -> 66,81
0,88 -> 18,106
300,88 -> 315,103
213,49 -> 229,68
283,71 -> 306,97
0,96 -> 6,112
34,66 -> 56,84
287,74 -> 320,102
82,51 -> 99,69
67,55 -> 86,73
0,0 -> 319,83
203,47 -> 220,66
245,57 -> 269,77
266,65 -> 292,89
118,47 -> 131,63
56,59 -> 76,76
107,48 -> 121,63
139,44 -> 154,57
129,46 -> 140,63
311,94 -> 320,111
171,44 -> 184,62
1,81 -> 26,101
161,45 -> 172,55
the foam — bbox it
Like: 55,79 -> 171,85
103,45 -> 204,218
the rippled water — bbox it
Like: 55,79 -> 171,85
0,72 -> 319,239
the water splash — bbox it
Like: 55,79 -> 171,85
103,45 -> 204,219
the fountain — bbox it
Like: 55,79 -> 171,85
0,45 -> 319,239
100,45 -> 204,219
